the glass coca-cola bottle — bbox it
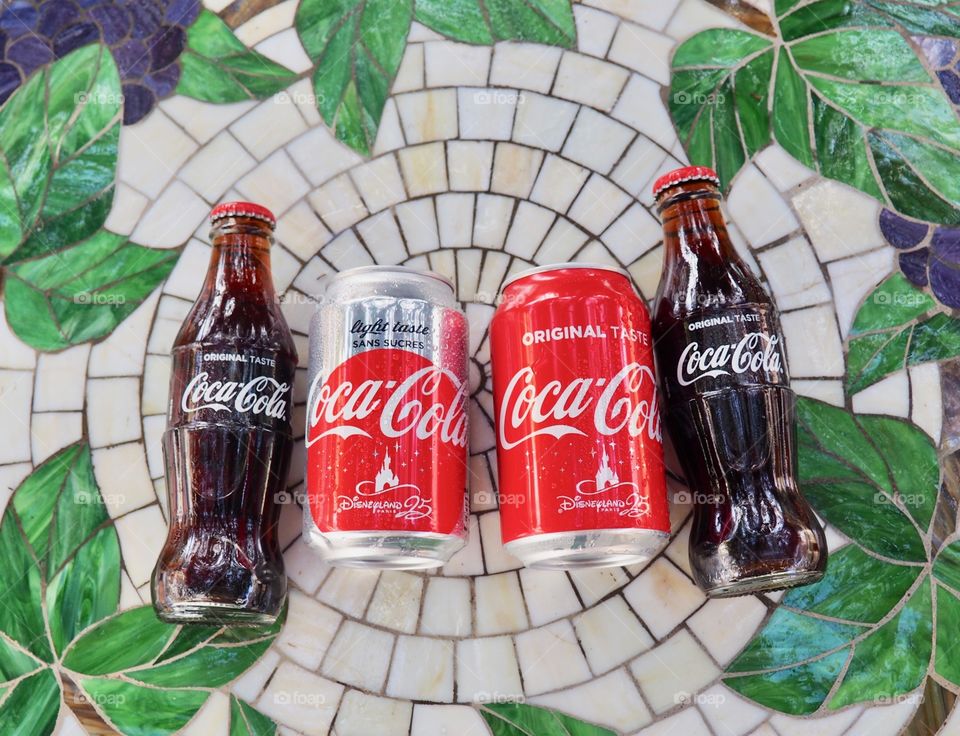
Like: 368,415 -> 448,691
152,201 -> 297,624
651,167 -> 826,597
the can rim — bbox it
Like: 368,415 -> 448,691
502,262 -> 632,289
325,265 -> 455,292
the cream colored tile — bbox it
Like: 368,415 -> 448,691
231,650 -> 280,702
530,154 -> 590,212
757,237 -> 832,311
437,193 -> 474,247
118,110 -> 198,198
568,174 -> 632,235
479,510 -> 523,573
688,596 -> 768,665
180,690 -> 229,736
254,26 -> 312,72
448,141 -> 493,191
179,132 -> 257,203
132,181 -> 209,247
316,567 -> 380,617
277,590 -> 342,670
568,567 -> 629,607
87,377 -> 140,447
442,513 -> 485,576
356,210 -> 409,264
420,577 -> 472,636
531,669 -> 653,733
910,363 -> 942,444
623,558 -> 705,638
770,708 -> 861,736
520,569 -> 582,626
491,43 -> 562,93
697,684 -> 768,735
456,636 -> 523,703
231,96 -> 308,161
277,200 -> 332,261
665,0 -> 743,37
575,596 -> 654,674
288,125 -> 364,186
608,22 -> 673,84
256,662 -> 344,736
398,142 -> 448,197
630,630 -> 721,713
104,182 -> 150,236
115,504 -> 166,586
322,621 -> 394,691
827,247 -> 894,338
386,636 -> 454,702
852,370 -> 910,416
755,144 -> 815,191
793,179 -> 885,261
424,41 -> 490,87
553,52 -> 628,110
459,87 -> 517,140
515,620 -> 593,695
410,705 -> 487,736
366,571 -> 424,634
573,5 -> 619,55
162,239 -> 209,302
234,0 -> 297,45
601,202 -> 661,262
309,174 -> 369,232
394,43 -> 424,93
334,691 -> 412,736
636,707 -> 712,735
628,244 -> 664,298
88,292 -> 159,378
563,108 -> 635,173
611,75 -> 677,151
504,201 -> 555,258
491,143 -> 544,199
375,99 -> 407,155
474,195 -> 513,248
475,571 -> 528,635
92,443 -> 155,518
396,89 -> 459,144
34,345 -> 89,412
781,304 -> 845,378
513,92 -> 579,152
160,96 -> 255,145
727,164 -> 800,246
396,198 -> 440,254
350,155 -> 407,212
534,219 -> 589,263
31,412 -> 82,464
283,537 -> 330,595
236,149 -> 311,216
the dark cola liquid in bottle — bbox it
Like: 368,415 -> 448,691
152,202 -> 297,624
651,167 -> 826,597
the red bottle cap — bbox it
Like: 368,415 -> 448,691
210,201 -> 276,227
652,166 -> 720,198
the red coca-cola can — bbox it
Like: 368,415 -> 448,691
304,266 -> 469,568
491,264 -> 670,568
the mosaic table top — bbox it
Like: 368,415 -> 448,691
1,0 -> 959,734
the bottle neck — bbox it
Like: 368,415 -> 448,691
204,231 -> 276,302
659,190 -> 739,267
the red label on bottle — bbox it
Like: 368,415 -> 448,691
492,273 -> 670,543
306,348 -> 468,535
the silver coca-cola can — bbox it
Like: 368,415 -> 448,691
304,265 -> 469,568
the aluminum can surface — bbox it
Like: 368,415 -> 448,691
304,265 -> 469,568
491,264 -> 670,568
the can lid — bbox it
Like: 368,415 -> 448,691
652,166 -> 720,198
210,201 -> 276,227
502,262 -> 632,289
